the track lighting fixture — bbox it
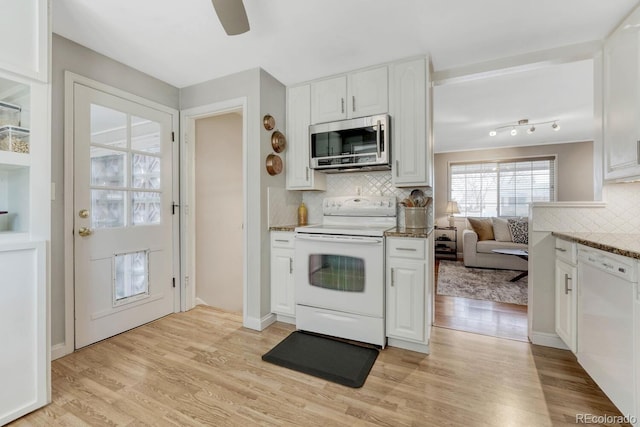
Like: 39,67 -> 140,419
489,118 -> 560,137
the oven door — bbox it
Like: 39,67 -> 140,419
294,233 -> 384,317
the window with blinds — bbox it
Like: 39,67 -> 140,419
449,156 -> 556,217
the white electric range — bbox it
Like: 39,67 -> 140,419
294,196 -> 397,346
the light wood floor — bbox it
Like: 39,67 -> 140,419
434,259 -> 529,342
11,306 -> 629,426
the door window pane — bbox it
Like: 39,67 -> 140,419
308,254 -> 365,292
132,154 -> 160,189
132,116 -> 161,153
131,191 -> 161,226
91,104 -> 127,148
91,190 -> 125,228
91,147 -> 126,187
114,250 -> 149,305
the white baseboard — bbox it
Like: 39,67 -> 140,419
195,297 -> 208,306
530,331 -> 569,350
51,342 -> 73,360
244,313 -> 277,331
387,337 -> 430,354
275,314 -> 296,325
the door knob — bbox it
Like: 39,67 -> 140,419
79,209 -> 89,218
78,227 -> 93,237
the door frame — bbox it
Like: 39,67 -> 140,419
180,98 -> 248,325
59,72 -> 180,358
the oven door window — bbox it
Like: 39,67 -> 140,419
308,254 -> 365,292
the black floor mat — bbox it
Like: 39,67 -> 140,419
262,331 -> 379,388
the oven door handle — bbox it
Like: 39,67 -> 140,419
295,234 -> 383,245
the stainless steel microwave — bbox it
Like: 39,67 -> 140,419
309,114 -> 390,172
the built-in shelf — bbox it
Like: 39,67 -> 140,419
0,151 -> 30,168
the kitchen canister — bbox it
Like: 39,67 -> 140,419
404,206 -> 427,229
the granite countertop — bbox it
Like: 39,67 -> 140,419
552,231 -> 640,260
384,227 -> 433,239
269,225 -> 298,232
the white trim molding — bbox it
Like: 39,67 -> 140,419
245,313 -> 277,331
529,331 -> 570,350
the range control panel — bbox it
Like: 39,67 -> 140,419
322,196 -> 397,217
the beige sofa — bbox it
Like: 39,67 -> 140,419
462,216 -> 528,271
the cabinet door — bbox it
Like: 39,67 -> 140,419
604,13 -> 640,181
286,85 -> 325,190
386,258 -> 425,342
390,58 -> 428,186
271,247 -> 295,316
0,0 -> 48,81
311,76 -> 347,124
555,259 -> 577,353
348,67 -> 388,118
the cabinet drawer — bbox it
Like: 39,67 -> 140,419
271,231 -> 295,249
387,238 -> 426,259
554,238 -> 577,264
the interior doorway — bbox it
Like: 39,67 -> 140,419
193,111 -> 244,312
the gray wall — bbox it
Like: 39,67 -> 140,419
434,141 -> 594,227
51,34 -> 179,347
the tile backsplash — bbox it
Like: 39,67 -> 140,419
267,187 -> 302,227
302,171 -> 432,225
531,181 -> 640,233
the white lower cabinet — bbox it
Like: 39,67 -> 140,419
270,232 -> 295,321
386,237 -> 430,353
555,258 -> 577,353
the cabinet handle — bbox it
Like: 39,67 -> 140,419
352,96 -> 356,112
341,98 -> 345,113
289,257 -> 293,274
306,166 -> 309,181
391,268 -> 395,287
275,239 -> 290,243
637,140 -> 640,164
375,119 -> 381,159
555,247 -> 567,252
564,273 -> 572,294
397,247 -> 417,252
395,160 -> 399,177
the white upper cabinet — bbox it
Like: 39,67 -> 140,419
286,84 -> 326,190
311,76 -> 347,124
603,6 -> 640,181
348,67 -> 388,118
390,57 -> 430,187
311,66 -> 388,124
0,0 -> 49,82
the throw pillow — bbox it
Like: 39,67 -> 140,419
492,217 -> 513,242
467,217 -> 494,241
507,218 -> 528,244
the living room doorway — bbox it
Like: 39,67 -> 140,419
434,257 -> 528,342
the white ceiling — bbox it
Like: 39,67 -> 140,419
52,0 -> 639,151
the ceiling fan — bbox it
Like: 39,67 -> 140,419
211,0 -> 250,35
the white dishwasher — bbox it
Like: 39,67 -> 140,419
577,246 -> 638,420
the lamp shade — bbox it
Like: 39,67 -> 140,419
446,201 -> 460,215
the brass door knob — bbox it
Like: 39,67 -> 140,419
79,209 -> 89,218
78,227 -> 93,237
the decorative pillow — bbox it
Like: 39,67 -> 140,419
467,217 -> 494,241
492,217 -> 512,242
507,218 -> 528,244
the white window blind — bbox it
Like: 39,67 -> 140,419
450,157 -> 556,217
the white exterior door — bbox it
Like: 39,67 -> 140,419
73,83 -> 177,348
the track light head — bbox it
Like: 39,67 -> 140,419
527,125 -> 535,134
489,130 -> 497,137
552,122 -> 560,131
510,127 -> 518,136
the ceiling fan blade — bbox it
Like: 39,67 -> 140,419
211,0 -> 250,35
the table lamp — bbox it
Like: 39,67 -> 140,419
446,201 -> 460,227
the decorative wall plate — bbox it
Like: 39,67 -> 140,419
263,114 -> 275,131
271,130 -> 287,153
266,153 -> 283,175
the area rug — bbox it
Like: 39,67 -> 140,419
262,331 -> 378,388
437,260 -> 528,305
